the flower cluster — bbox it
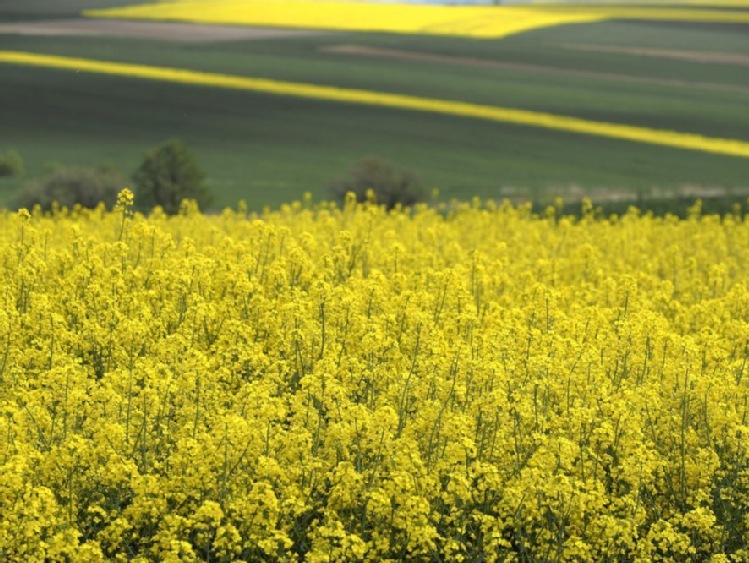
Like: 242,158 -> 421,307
2,195 -> 749,561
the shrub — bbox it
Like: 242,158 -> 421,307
133,139 -> 213,214
0,150 -> 24,177
330,155 -> 424,209
16,165 -> 126,211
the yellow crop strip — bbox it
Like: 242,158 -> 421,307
543,5 -> 749,23
85,0 -> 749,37
85,1 -> 607,39
2,50 -> 749,159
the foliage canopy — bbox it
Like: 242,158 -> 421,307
133,138 -> 213,214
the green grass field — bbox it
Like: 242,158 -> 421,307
1,2 -> 748,210
0,0 -> 135,19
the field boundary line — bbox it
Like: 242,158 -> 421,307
1,50 -> 749,159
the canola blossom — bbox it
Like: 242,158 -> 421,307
2,50 -> 749,160
84,0 -> 749,38
3,193 -> 749,560
85,1 -> 606,39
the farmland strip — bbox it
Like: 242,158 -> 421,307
1,50 -> 748,159
563,44 -> 749,67
322,44 -> 749,95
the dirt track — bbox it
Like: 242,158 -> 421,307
321,44 -> 749,94
563,43 -> 749,67
0,19 -> 324,42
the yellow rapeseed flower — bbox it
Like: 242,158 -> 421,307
2,197 -> 749,558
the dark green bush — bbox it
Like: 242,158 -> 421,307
133,139 -> 213,214
0,150 -> 24,177
330,155 -> 424,209
16,165 -> 126,211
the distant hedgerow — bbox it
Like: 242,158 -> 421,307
15,164 -> 125,211
330,155 -> 424,209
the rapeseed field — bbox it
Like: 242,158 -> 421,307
3,191 -> 749,560
85,0 -> 749,38
85,1 -> 606,39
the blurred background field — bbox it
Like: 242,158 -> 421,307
1,0 -> 748,212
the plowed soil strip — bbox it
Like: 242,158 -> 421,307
563,44 -> 749,67
322,44 -> 749,94
0,19 -> 324,42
